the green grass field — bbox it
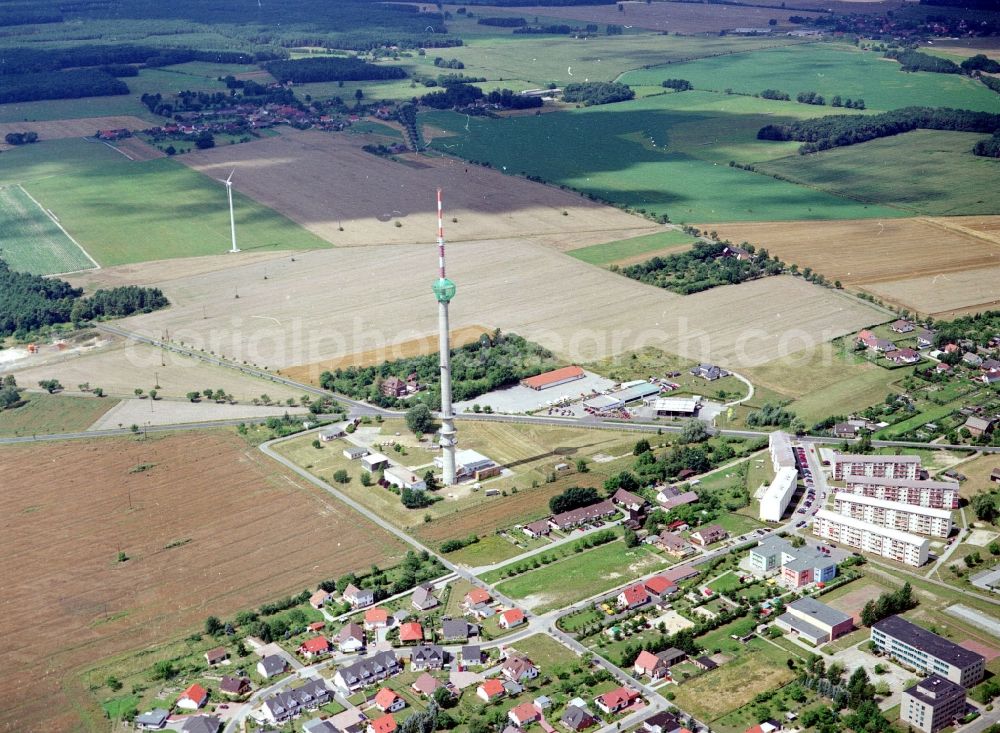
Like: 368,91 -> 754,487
566,229 -> 695,265
508,633 -> 579,668
494,540 -> 668,613
424,90 -> 905,223
621,43 -> 1000,113
0,393 -> 119,438
0,185 -> 96,275
8,138 -> 330,266
759,130 -> 1000,216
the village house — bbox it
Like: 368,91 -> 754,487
204,647 -> 229,666
594,687 -> 640,715
399,622 -> 424,644
885,348 -> 920,365
523,519 -> 551,538
177,683 -> 209,711
611,488 -> 647,512
464,588 -> 492,610
918,329 -> 936,349
310,589 -> 334,609
365,607 -> 390,629
857,329 -> 895,353
891,319 -> 914,333
441,617 -> 475,642
461,645 -> 485,666
299,636 -> 331,660
336,623 -> 366,653
219,675 -> 251,698
135,709 -> 170,730
477,678 -> 506,702
617,583 -> 650,610
381,376 -> 408,398
656,531 -> 695,558
368,714 -> 397,733
412,584 -> 439,611
374,688 -> 406,713
412,672 -> 444,697
499,608 -> 526,629
344,584 -> 375,609
964,416 -> 995,438
963,352 -> 984,368
334,651 -> 401,691
410,644 -> 445,671
690,524 -> 728,546
501,654 -> 538,682
257,654 -> 288,679
548,500 -> 617,531
508,702 -> 542,728
643,711 -> 683,733
656,487 -> 699,510
561,705 -> 596,732
181,716 -> 221,733
690,364 -> 729,381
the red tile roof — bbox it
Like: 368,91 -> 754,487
179,683 -> 207,705
521,366 -> 584,389
500,609 -> 525,626
466,588 -> 491,605
644,576 -> 675,595
620,583 -> 649,606
365,608 -> 389,624
300,636 -> 330,654
371,714 -> 397,733
480,679 -> 505,698
510,702 -> 541,724
399,622 -> 423,642
374,688 -> 400,710
633,650 -> 661,672
597,687 -> 639,710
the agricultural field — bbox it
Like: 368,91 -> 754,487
565,229 -> 696,265
181,128 -> 656,247
272,419 -> 640,552
493,540 -> 669,613
622,43 -> 1000,112
0,430 -> 407,732
17,140 -> 330,266
0,115 -> 150,148
0,184 -> 96,275
954,453 -> 1000,500
0,392 -> 119,437
758,130 -> 1000,218
423,92 -> 906,224
705,216 -> 1000,316
8,341 -> 306,404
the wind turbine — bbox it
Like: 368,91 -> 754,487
221,169 -> 239,253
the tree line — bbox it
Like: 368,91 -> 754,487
886,49 -> 962,74
477,16 -> 528,26
0,69 -> 128,105
420,82 -> 542,110
264,56 -> 407,83
0,259 -> 168,339
757,106 -> 1000,154
4,132 -> 39,146
617,241 -> 782,295
0,44 -> 273,76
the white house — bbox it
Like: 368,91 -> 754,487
384,465 -> 427,491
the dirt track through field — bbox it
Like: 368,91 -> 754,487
181,129 -> 657,248
92,237 -> 888,373
0,432 -> 407,731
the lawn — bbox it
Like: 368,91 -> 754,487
706,571 -> 742,594
507,634 -> 579,668
621,43 -> 1000,113
15,139 -> 331,266
671,640 -> 796,723
759,130 -> 1000,217
713,512 -> 766,536
0,184 -> 96,275
424,90 -> 904,224
446,534 -> 547,568
566,229 -> 696,266
0,393 -> 119,438
494,540 -> 669,613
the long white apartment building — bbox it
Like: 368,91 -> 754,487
759,466 -> 799,522
832,452 -> 920,481
814,509 -> 929,566
840,475 -> 959,510
832,493 -> 952,538
769,430 -> 796,472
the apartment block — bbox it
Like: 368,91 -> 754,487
814,509 -> 929,566
901,675 -> 967,733
832,453 -> 920,481
832,493 -> 952,538
872,616 -> 984,687
840,475 -> 959,510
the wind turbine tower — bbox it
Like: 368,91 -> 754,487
433,188 -> 457,486
224,169 -> 240,253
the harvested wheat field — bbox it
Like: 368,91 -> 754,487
0,431 -> 407,731
706,217 -> 1000,315
110,135 -> 166,161
181,129 -> 656,247
97,238 -> 887,374
9,341 -> 306,403
0,116 -> 150,149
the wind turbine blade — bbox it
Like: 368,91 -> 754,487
226,169 -> 235,183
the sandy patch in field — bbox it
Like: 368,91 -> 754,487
965,529 -> 1000,547
0,116 -> 150,150
825,582 -> 887,624
97,239 -> 887,372
519,593 -> 556,610
648,609 -> 695,634
705,217 -> 1000,316
88,397 -> 309,430
8,342 -> 305,403
180,129 -> 656,248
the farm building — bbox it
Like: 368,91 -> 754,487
963,416 -> 994,438
384,466 -> 427,491
344,446 -> 369,460
583,382 -> 661,411
434,449 -> 501,481
521,365 -> 585,390
362,452 -> 391,471
690,364 -> 729,381
759,466 -> 798,522
648,396 -> 702,418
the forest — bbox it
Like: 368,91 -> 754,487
0,69 -> 129,105
0,45 -> 271,76
885,49 -> 962,74
0,260 -> 168,339
264,57 -> 407,83
758,106 -> 1000,154
318,330 -> 559,407
616,242 -> 781,295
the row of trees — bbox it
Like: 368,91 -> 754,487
421,81 -> 542,110
0,259 -> 168,339
618,241 -> 782,295
0,44 -> 272,76
662,78 -> 693,91
758,106 -> 1000,155
562,81 -> 634,106
886,49 -> 962,74
476,16 -> 527,26
4,131 -> 38,145
859,581 -> 916,626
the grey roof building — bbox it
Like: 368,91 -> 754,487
561,704 -> 595,731
260,679 -> 332,724
410,644 -> 446,670
872,616 -> 985,687
412,584 -> 439,610
441,617 -> 473,641
135,709 -> 170,730
334,650 -> 401,690
901,675 -> 967,733
461,645 -> 484,665
181,716 -> 222,733
256,654 -> 288,679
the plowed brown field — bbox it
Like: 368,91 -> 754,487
0,432 -> 406,732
